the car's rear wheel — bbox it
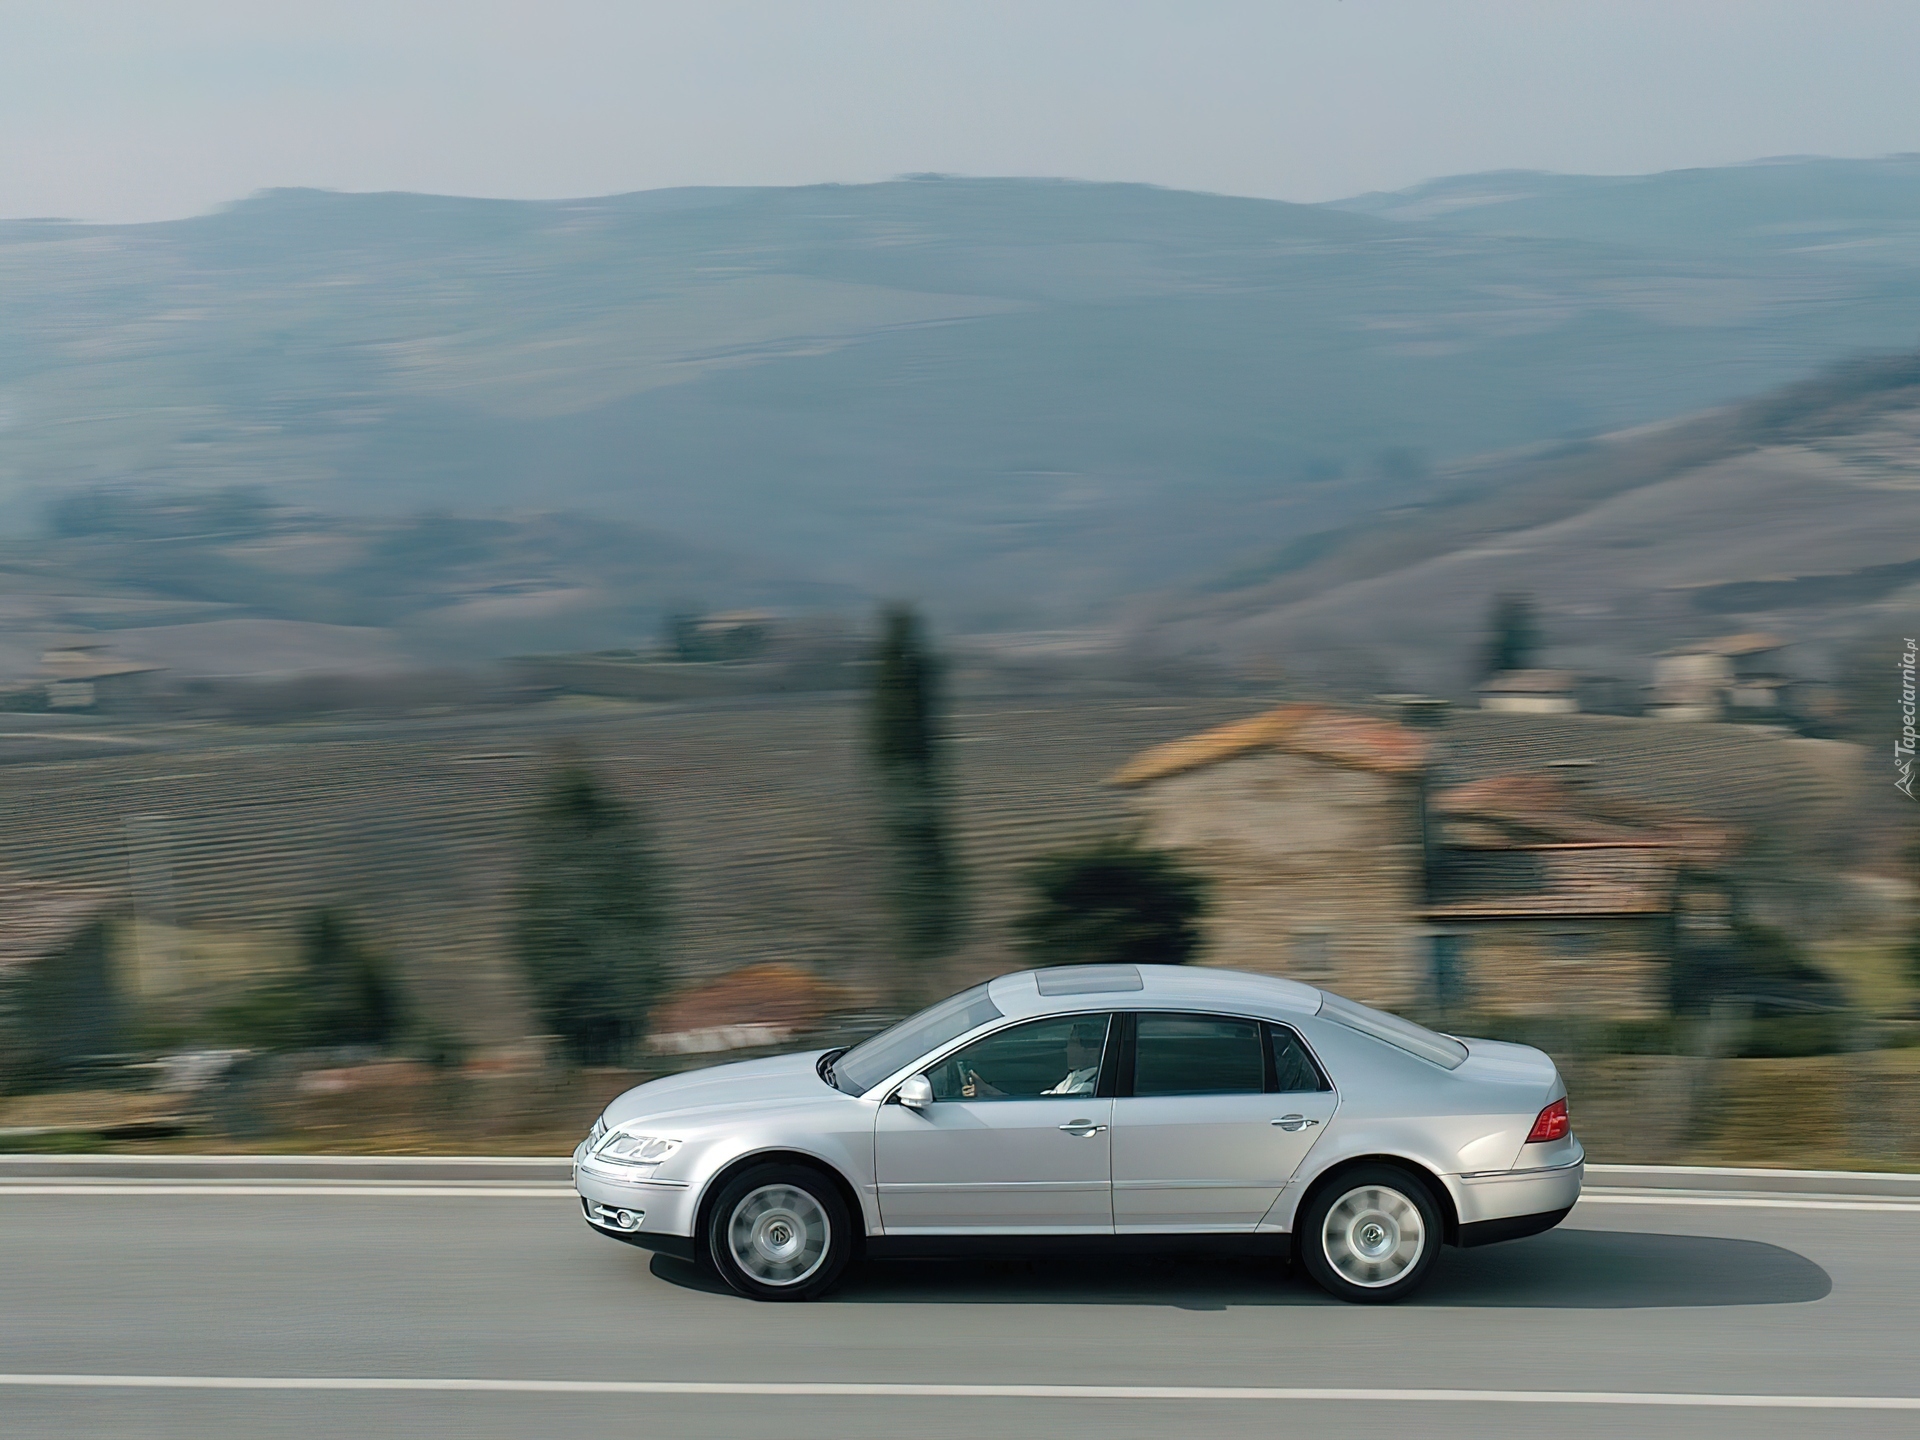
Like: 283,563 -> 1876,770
706,1163 -> 853,1301
1298,1164 -> 1441,1304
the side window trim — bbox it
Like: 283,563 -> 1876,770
1100,1011 -> 1134,1099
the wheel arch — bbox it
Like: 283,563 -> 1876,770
693,1148 -> 869,1258
1292,1153 -> 1461,1248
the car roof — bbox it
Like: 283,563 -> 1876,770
986,964 -> 1322,1022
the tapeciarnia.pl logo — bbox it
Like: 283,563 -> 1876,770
1898,636 -> 1917,800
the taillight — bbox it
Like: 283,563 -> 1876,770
1526,1098 -> 1569,1144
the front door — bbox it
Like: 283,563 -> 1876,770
1111,1013 -> 1337,1232
874,1013 -> 1115,1233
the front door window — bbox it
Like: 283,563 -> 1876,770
927,1014 -> 1110,1101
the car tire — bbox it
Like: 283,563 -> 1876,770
705,1163 -> 854,1302
1297,1164 -> 1442,1304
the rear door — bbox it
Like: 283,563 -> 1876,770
1111,1013 -> 1337,1232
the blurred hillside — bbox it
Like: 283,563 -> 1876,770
9,161 -> 1920,621
1166,350 -> 1920,692
0,490 -> 849,672
0,696 -> 1262,1049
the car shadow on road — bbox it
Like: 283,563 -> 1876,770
651,1228 -> 1830,1310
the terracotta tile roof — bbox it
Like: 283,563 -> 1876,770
1426,711 -> 1861,864
1109,703 -> 1427,787
1422,843 -> 1677,919
1434,770 -> 1735,863
40,660 -> 164,681
1665,632 -> 1787,657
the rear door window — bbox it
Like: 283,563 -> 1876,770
1131,1013 -> 1265,1097
1267,1024 -> 1332,1093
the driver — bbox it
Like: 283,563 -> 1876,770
964,1020 -> 1105,1099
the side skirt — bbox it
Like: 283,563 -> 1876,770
863,1232 -> 1294,1261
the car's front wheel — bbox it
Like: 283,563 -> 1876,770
1298,1165 -> 1441,1304
706,1163 -> 853,1301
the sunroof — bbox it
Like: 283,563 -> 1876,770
1034,964 -> 1144,995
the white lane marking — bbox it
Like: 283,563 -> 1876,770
0,1186 -> 572,1198
1585,1163 -> 1920,1183
0,1376 -> 1917,1409
1576,1194 -> 1920,1215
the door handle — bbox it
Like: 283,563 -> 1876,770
1271,1115 -> 1320,1132
1058,1120 -> 1108,1136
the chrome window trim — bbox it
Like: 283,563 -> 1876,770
1117,1009 -> 1341,1099
868,1003 -> 1341,1104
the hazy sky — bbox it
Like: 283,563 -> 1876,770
6,0 -> 1920,222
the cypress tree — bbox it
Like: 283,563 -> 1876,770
869,605 -> 963,991
299,908 -> 405,1050
1481,592 -> 1541,677
514,753 -> 668,1065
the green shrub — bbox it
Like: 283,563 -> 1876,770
1015,835 -> 1210,969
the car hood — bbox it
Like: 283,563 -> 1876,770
600,1049 -> 844,1131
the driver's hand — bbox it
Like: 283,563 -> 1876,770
962,1068 -> 980,1098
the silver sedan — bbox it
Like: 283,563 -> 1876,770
573,963 -> 1583,1303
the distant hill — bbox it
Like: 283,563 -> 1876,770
7,163 -> 1920,621
0,491 -> 849,671
1332,155 -> 1920,264
1159,351 -> 1920,692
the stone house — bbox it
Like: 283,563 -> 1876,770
37,637 -> 163,713
1647,633 -> 1792,722
1110,702 -> 1860,1020
0,875 -> 119,1086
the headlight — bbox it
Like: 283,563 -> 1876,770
586,1116 -> 607,1148
594,1132 -> 682,1166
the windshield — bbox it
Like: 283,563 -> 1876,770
1316,991 -> 1468,1070
829,982 -> 1004,1094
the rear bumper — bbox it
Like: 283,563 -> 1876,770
1452,1148 -> 1583,1234
1457,1204 -> 1573,1248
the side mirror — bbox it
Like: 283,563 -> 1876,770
897,1074 -> 933,1110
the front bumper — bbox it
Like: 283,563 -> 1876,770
573,1143 -> 700,1246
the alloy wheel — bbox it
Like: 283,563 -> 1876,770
726,1184 -> 832,1288
1320,1184 -> 1426,1288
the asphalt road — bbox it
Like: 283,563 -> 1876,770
4,1171 -> 1918,1440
